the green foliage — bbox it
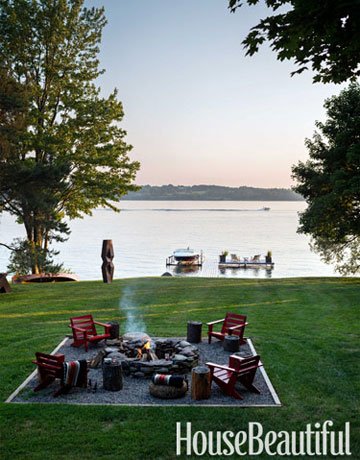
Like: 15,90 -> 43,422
7,238 -> 67,275
292,83 -> 360,274
228,0 -> 360,83
0,0 -> 139,273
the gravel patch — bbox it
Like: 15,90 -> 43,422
12,338 -> 280,407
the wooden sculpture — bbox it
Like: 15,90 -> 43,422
0,273 -> 11,293
101,239 -> 114,283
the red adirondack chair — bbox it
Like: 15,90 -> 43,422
32,352 -> 65,395
69,314 -> 111,351
206,354 -> 262,399
207,312 -> 248,344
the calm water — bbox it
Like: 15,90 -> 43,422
0,201 -> 337,280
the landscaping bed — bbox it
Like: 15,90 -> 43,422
11,338 -> 279,406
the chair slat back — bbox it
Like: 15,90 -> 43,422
229,355 -> 260,375
70,314 -> 97,339
34,352 -> 63,378
221,312 -> 247,335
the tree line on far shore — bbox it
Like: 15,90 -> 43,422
123,185 -> 303,201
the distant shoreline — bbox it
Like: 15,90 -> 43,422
123,185 -> 304,201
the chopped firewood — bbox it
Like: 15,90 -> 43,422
106,338 -> 121,346
147,350 -> 158,361
89,349 -> 107,368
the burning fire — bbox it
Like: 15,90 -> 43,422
137,340 -> 151,359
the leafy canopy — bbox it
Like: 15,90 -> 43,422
229,0 -> 360,83
292,83 -> 360,274
0,0 -> 140,273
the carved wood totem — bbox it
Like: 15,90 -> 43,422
0,273 -> 11,293
101,240 -> 114,284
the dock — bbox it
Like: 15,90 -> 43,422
218,261 -> 274,269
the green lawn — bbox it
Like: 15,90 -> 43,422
0,277 -> 359,459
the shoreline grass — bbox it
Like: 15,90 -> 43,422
0,277 -> 359,459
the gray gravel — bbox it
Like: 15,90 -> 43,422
13,338 -> 279,406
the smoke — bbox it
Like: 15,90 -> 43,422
119,285 -> 146,333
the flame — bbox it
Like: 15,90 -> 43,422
137,341 -> 151,359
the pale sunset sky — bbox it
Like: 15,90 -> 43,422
86,0 -> 345,188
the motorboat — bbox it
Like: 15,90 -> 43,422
173,248 -> 200,263
166,247 -> 203,267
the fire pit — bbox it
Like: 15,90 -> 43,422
104,332 -> 200,378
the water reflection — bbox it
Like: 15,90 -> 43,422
170,265 -> 203,276
218,267 -> 273,279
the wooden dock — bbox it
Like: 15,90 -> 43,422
218,260 -> 274,269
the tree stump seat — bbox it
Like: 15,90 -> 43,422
102,359 -> 123,391
187,321 -> 202,343
191,365 -> 211,400
223,335 -> 240,352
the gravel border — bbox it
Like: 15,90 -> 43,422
9,337 -> 281,407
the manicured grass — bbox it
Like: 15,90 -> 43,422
0,277 -> 359,459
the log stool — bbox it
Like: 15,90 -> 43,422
223,335 -> 240,352
102,359 -> 123,391
191,365 -> 211,400
108,321 -> 120,339
187,321 -> 202,343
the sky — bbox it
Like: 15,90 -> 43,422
86,0 -> 345,188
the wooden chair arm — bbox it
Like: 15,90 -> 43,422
227,324 -> 246,332
206,362 -> 236,373
94,321 -> 110,329
206,318 -> 225,326
69,325 -> 87,333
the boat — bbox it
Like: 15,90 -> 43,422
173,248 -> 200,263
12,273 -> 80,284
166,248 -> 203,267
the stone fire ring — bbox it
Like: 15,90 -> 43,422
107,332 -> 200,378
149,381 -> 188,399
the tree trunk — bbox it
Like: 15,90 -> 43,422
30,240 -> 40,274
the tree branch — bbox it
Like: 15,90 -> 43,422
0,242 -> 20,252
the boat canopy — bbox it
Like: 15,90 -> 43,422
173,248 -> 199,257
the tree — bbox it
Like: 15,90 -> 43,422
0,0 -> 139,274
292,83 -> 360,274
228,0 -> 360,83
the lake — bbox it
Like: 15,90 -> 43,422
0,201 -> 337,280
